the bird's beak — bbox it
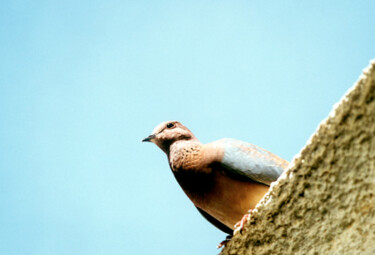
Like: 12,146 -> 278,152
142,134 -> 156,142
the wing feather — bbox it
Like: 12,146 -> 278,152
214,138 -> 288,186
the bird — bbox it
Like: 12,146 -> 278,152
142,121 -> 288,241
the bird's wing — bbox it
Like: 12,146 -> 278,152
196,207 -> 233,234
213,138 -> 288,186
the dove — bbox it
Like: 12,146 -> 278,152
142,121 -> 288,237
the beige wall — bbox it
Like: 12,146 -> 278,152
221,60 -> 375,255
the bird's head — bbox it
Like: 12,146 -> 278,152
142,121 -> 198,153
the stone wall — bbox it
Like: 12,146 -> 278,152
221,60 -> 375,255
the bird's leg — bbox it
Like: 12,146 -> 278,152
217,234 -> 232,249
233,211 -> 252,235
217,212 -> 250,249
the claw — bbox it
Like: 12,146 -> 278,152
217,235 -> 232,249
233,212 -> 251,235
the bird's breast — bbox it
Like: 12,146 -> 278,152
169,144 -> 216,199
196,171 -> 270,229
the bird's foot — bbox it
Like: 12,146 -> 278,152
217,235 -> 232,249
233,211 -> 251,235
217,211 -> 252,249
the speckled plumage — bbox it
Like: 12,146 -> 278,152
143,121 -> 289,233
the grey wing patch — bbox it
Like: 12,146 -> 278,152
196,207 -> 233,234
218,138 -> 288,186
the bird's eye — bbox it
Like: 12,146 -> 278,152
166,123 -> 175,129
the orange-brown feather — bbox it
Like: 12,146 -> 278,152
169,142 -> 270,230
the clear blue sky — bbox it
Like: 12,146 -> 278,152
1,1 -> 374,254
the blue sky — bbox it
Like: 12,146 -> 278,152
0,1 -> 374,254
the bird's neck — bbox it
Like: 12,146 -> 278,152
168,139 -> 202,171
168,140 -> 215,201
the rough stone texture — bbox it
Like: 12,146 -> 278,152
221,60 -> 375,255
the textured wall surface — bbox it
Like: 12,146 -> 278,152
221,60 -> 375,255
